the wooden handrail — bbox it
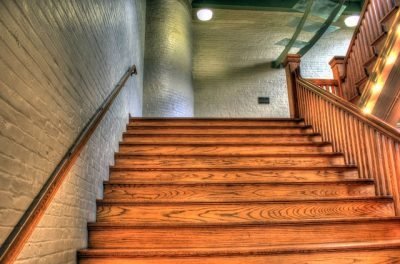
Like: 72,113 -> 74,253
0,65 -> 137,264
297,78 -> 400,141
305,78 -> 342,98
341,0 -> 396,100
296,77 -> 400,215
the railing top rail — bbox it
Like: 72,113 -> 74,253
343,0 -> 371,65
297,77 -> 400,141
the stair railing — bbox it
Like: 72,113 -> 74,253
285,54 -> 400,215
0,66 -> 137,264
335,0 -> 397,101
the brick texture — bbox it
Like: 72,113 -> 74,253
0,0 -> 145,263
192,9 -> 353,117
143,0 -> 194,117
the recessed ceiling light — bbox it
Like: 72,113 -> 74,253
197,9 -> 213,21
344,15 -> 360,27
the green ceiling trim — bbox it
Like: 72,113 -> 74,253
298,0 -> 345,56
272,0 -> 314,68
192,0 -> 362,13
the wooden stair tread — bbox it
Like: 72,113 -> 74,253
118,143 -> 333,154
125,126 -> 313,134
114,154 -> 345,168
103,180 -> 375,201
88,216 -> 400,228
79,239 -> 400,257
109,166 -> 360,183
96,197 -> 394,224
129,118 -> 305,127
86,218 -> 400,249
98,195 -> 391,205
81,118 -> 400,263
123,133 -> 320,137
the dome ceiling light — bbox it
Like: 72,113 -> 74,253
197,9 -> 213,21
344,15 -> 360,27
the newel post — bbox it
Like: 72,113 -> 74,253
283,54 -> 301,118
329,56 -> 346,98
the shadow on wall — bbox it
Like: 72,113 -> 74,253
194,62 -> 290,118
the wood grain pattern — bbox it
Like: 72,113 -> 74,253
128,118 -> 304,127
103,182 -> 375,202
114,154 -> 345,168
87,219 -> 400,249
118,143 -> 333,155
126,126 -> 313,134
79,247 -> 400,264
122,134 -> 323,144
80,118 -> 400,263
109,167 -> 360,183
96,198 -> 394,224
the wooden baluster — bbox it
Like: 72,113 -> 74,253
327,102 -> 338,151
334,107 -> 344,153
360,123 -> 373,180
338,109 -> 350,164
381,136 -> 395,198
315,95 -> 322,135
346,113 -> 357,165
297,85 -> 304,118
391,141 -> 400,215
355,120 -> 368,179
351,47 -> 360,82
374,131 -> 388,195
321,97 -> 331,143
376,133 -> 390,195
368,128 -> 382,195
370,0 -> 383,36
375,0 -> 385,20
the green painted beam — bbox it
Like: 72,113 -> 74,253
298,0 -> 345,56
192,0 -> 362,13
272,0 -> 314,68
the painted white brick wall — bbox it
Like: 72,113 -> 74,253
301,26 -> 354,78
193,9 -> 353,117
0,0 -> 146,262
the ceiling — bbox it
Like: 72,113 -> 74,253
192,0 -> 363,14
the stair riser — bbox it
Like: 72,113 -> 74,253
96,200 -> 394,224
122,135 -> 322,144
125,127 -> 313,135
118,145 -> 333,155
129,120 -> 304,127
103,183 -> 375,202
80,249 -> 400,264
109,169 -> 360,183
88,221 -> 400,249
114,156 -> 345,168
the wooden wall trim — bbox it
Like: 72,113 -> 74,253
0,65 -> 137,264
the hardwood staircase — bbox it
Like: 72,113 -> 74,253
78,118 -> 400,263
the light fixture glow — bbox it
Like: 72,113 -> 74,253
197,9 -> 213,21
362,106 -> 372,114
344,15 -> 360,27
372,82 -> 383,93
386,51 -> 397,65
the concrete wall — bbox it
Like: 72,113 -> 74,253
143,0 -> 194,117
0,0 -> 146,263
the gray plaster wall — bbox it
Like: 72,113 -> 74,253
143,0 -> 194,117
0,0 -> 146,262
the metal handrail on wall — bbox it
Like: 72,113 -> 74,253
0,65 -> 137,264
